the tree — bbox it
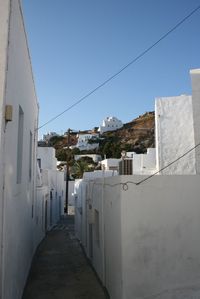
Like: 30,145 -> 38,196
71,160 -> 89,179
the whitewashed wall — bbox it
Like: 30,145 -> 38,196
74,179 -> 84,241
76,175 -> 200,299
191,69 -> 200,174
0,1 -> 39,299
120,175 -> 200,299
83,170 -> 118,179
155,95 -> 196,174
100,158 -> 120,170
0,0 -> 10,296
39,168 -> 65,229
34,186 -> 49,248
68,181 -> 75,206
37,147 -> 57,170
57,171 -> 66,216
37,147 -> 65,223
127,148 -> 157,175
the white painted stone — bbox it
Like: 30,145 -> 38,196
155,95 -> 196,174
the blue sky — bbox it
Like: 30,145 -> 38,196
22,0 -> 200,138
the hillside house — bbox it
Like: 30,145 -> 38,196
98,116 -> 123,134
71,133 -> 99,151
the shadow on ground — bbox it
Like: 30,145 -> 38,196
22,215 -> 108,299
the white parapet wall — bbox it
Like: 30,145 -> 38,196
77,175 -> 200,299
127,149 -> 157,175
100,158 -> 120,171
155,95 -> 196,174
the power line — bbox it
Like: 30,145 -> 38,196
135,141 -> 200,185
92,141 -> 200,189
37,4 -> 200,131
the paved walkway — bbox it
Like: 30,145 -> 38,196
22,216 -> 107,299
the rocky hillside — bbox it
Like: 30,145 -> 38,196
97,111 -> 155,158
44,111 -> 155,161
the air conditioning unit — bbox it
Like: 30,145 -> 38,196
119,159 -> 133,175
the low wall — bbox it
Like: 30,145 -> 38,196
120,175 -> 200,299
79,175 -> 200,299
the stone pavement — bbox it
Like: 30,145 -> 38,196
22,216 -> 108,299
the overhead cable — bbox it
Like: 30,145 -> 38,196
91,142 -> 200,189
37,4 -> 200,130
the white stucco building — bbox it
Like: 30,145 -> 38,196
0,2 -> 65,299
37,147 -> 57,170
125,148 -> 157,175
74,69 -> 200,299
99,149 -> 156,176
37,147 -> 66,229
121,91 -> 197,176
71,133 -> 99,151
0,1 -> 39,298
98,116 -> 123,134
100,158 -> 120,171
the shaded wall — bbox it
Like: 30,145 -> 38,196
0,1 -> 39,298
76,175 -> 200,299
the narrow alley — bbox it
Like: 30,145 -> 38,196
22,216 -> 108,299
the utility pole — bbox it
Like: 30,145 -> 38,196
65,128 -> 71,214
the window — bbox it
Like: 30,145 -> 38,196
17,106 -> 24,183
29,131 -> 33,181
